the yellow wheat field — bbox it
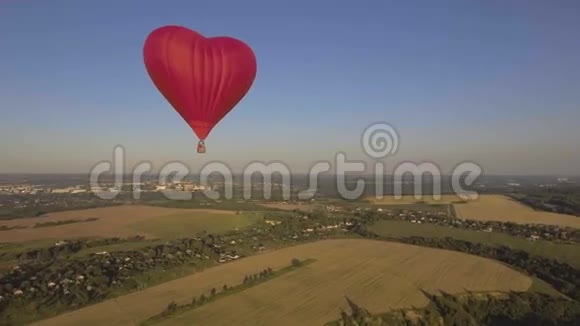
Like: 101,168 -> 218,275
34,239 -> 532,326
367,194 -> 463,205
368,194 -> 580,229
453,195 -> 580,229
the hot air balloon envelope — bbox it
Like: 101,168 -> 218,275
143,25 -> 257,151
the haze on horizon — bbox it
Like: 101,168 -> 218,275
1,1 -> 579,175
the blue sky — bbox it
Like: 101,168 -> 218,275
1,0 -> 579,174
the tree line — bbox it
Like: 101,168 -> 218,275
32,218 -> 99,228
143,264 -> 289,325
332,291 -> 580,325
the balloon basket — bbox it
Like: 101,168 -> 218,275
197,140 -> 206,153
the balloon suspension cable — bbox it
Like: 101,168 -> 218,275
197,140 -> 206,153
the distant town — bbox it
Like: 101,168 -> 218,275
0,181 -> 209,195
1,174 -> 579,218
0,174 -> 577,195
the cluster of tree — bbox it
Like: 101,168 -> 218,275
187,286 -> 221,310
159,283 -> 225,320
0,193 -> 125,219
0,225 -> 26,231
519,196 -> 579,216
509,187 -> 580,216
242,267 -> 274,284
332,291 -> 580,326
335,297 -> 374,325
32,217 -> 99,229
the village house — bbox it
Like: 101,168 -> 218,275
528,235 -> 540,241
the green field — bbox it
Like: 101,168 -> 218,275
369,220 -> 580,268
70,239 -> 165,258
0,239 -> 60,254
127,212 -> 262,238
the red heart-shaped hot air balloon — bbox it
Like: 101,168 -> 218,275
143,25 -> 257,152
